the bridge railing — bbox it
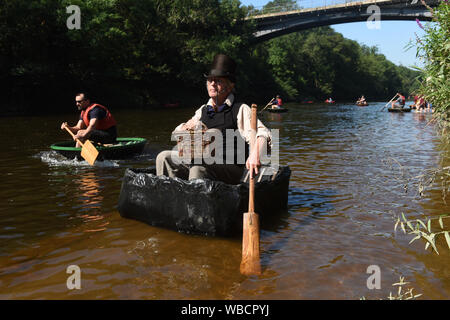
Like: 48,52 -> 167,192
246,0 -> 396,17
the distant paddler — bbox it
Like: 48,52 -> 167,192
391,92 -> 406,109
356,95 -> 366,105
61,92 -> 118,147
271,95 -> 282,110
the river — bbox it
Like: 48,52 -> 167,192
0,102 -> 449,299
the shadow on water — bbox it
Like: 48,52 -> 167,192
261,187 -> 339,265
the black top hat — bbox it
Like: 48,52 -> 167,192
204,54 -> 237,82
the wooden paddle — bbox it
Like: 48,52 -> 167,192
380,93 -> 399,111
258,98 -> 275,113
63,126 -> 99,165
240,104 -> 262,276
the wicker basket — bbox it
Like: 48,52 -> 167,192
174,123 -> 215,161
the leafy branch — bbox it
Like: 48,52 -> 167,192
395,213 -> 450,255
361,276 -> 422,300
388,276 -> 422,300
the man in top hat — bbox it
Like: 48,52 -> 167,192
155,53 -> 272,184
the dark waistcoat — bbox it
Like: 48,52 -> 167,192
200,102 -> 249,165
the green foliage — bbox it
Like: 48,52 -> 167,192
388,276 -> 422,300
415,1 -> 450,113
395,213 -> 450,255
261,0 -> 301,14
0,0 -> 424,113
361,276 -> 422,300
0,0 -> 252,111
250,27 -> 421,102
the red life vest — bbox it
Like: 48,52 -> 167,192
277,98 -> 283,106
81,104 -> 117,130
399,95 -> 406,105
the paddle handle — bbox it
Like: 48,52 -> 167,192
259,98 -> 275,113
249,104 -> 258,212
249,176 -> 255,213
240,104 -> 261,276
381,94 -> 399,111
386,93 -> 399,106
63,125 -> 84,147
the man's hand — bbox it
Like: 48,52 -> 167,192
74,129 -> 88,140
61,122 -> 68,130
246,150 -> 261,178
181,118 -> 199,131
246,136 -> 267,177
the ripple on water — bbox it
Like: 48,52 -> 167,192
37,151 -> 120,168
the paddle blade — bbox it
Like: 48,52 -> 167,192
80,140 -> 99,165
240,211 -> 261,275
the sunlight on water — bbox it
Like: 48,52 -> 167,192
36,151 -> 120,168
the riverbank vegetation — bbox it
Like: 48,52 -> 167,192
402,0 -> 450,255
1,0 -> 420,115
415,0 -> 449,118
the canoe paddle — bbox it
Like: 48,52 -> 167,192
63,126 -> 99,165
380,93 -> 399,112
258,98 -> 275,114
240,104 -> 262,276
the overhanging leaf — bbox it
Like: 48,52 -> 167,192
423,234 -> 439,254
417,219 -> 427,230
409,235 -> 421,244
444,231 -> 450,249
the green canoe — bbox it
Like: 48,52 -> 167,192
50,137 -> 147,160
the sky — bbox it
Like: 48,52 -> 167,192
240,0 -> 429,69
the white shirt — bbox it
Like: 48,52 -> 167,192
173,93 -> 272,146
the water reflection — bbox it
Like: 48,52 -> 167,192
413,112 -> 428,123
71,170 -> 109,233
266,112 -> 283,123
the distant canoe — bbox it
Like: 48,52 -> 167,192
356,102 -> 368,107
267,107 -> 288,113
324,100 -> 335,104
50,137 -> 147,160
118,166 -> 291,236
388,107 -> 412,113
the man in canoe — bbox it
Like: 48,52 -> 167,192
356,95 -> 366,104
271,95 -> 282,109
156,53 -> 272,184
414,95 -> 427,112
391,92 -> 406,109
61,92 -> 117,147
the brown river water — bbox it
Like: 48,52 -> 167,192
0,102 -> 449,300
